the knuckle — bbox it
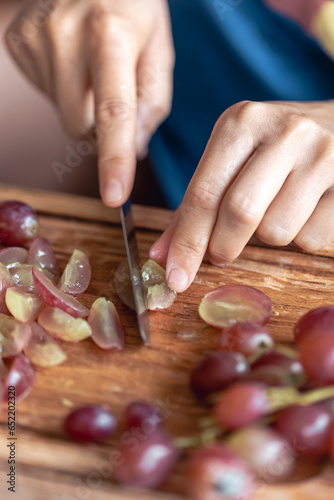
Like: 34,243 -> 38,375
229,100 -> 266,123
172,237 -> 206,261
88,9 -> 126,41
315,134 -> 334,168
226,193 -> 262,227
184,181 -> 220,213
282,113 -> 320,139
96,99 -> 131,129
207,248 -> 234,265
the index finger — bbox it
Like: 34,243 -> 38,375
89,31 -> 138,206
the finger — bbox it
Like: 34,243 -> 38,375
149,211 -> 179,267
88,22 -> 138,206
165,105 -> 259,293
207,144 -> 296,265
294,189 -> 334,252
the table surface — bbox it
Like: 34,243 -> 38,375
0,183 -> 334,500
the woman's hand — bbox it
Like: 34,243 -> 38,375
150,100 -> 334,292
5,0 -> 174,205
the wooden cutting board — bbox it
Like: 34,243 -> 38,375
0,183 -> 334,500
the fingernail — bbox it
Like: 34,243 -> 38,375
210,259 -> 226,268
167,268 -> 188,293
105,179 -> 123,204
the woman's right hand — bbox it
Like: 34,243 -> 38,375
5,0 -> 175,205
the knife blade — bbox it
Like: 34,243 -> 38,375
120,198 -> 151,346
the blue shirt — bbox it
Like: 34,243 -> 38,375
149,0 -> 334,209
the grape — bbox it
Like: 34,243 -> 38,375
199,285 -> 272,329
0,262 -> 15,314
250,351 -> 305,387
6,286 -> 43,323
0,247 -> 28,268
58,249 -> 91,296
213,382 -> 268,430
218,322 -> 274,356
4,353 -> 36,402
141,259 -> 165,287
9,264 -> 37,290
64,405 -> 117,443
228,426 -> 295,482
124,401 -> 163,432
294,305 -> 334,343
0,200 -> 38,246
115,429 -> 178,488
147,282 -> 176,310
38,306 -> 92,342
275,405 -> 331,457
0,313 -> 32,358
298,333 -> 334,384
24,322 -> 67,367
186,444 -> 254,500
251,351 -> 304,377
114,259 -> 135,310
330,423 -> 334,464
88,297 -> 125,350
28,236 -> 59,277
190,351 -> 249,400
32,267 -> 89,318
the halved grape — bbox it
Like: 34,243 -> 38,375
33,268 -> 88,318
10,264 -> 56,289
24,322 -> 67,367
218,322 -> 274,356
0,247 -> 28,268
0,313 -> 32,358
115,428 -> 178,488
186,444 -> 254,500
141,259 -> 165,287
228,426 -> 295,482
0,200 -> 38,246
199,285 -> 272,329
88,297 -> 125,350
38,306 -> 92,342
58,249 -> 91,296
275,405 -> 331,458
190,351 -> 249,400
147,283 -> 176,310
213,382 -> 269,430
4,353 -> 36,402
124,401 -> 163,432
6,286 -> 43,322
64,405 -> 117,442
298,333 -> 334,384
28,236 -> 59,276
0,262 -> 15,313
294,306 -> 334,343
114,259 -> 135,310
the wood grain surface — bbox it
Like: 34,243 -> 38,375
0,184 -> 334,500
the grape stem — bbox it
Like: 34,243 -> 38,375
173,425 -> 223,449
267,386 -> 334,413
273,344 -> 299,359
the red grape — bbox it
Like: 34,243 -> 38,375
275,405 -> 331,458
0,247 -> 28,268
190,351 -> 249,400
28,236 -> 59,277
199,285 -> 272,328
0,200 -> 38,246
294,305 -> 334,343
115,429 -> 178,488
24,322 -> 67,367
4,354 -> 36,402
64,406 -> 117,442
147,282 -> 176,310
250,351 -> 305,387
124,401 -> 163,432
298,333 -> 334,384
218,322 -> 274,356
330,422 -> 334,464
38,306 -> 91,342
213,382 -> 268,430
0,313 -> 32,358
88,297 -> 125,350
0,262 -> 15,313
58,249 -> 91,296
186,444 -> 254,500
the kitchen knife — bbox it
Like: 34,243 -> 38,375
120,198 -> 151,346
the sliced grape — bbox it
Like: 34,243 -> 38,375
199,285 -> 272,329
0,200 -> 38,246
38,306 -> 92,342
0,246 -> 28,268
64,405 -> 117,442
298,332 -> 334,384
24,322 -> 67,367
294,306 -> 334,343
190,351 -> 249,400
147,283 -> 176,310
124,401 -> 163,432
114,259 -> 135,310
218,322 -> 274,356
58,249 -> 91,296
213,382 -> 269,430
6,286 -> 43,323
28,236 -> 59,276
33,267 -> 88,318
228,426 -> 295,482
0,313 -> 32,358
115,429 -> 178,488
141,259 -> 165,287
186,444 -> 254,500
0,262 -> 15,313
4,353 -> 36,402
275,405 -> 331,458
88,297 -> 125,350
